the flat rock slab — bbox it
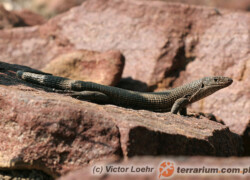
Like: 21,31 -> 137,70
0,63 -> 243,177
103,107 -> 242,157
59,156 -> 250,180
0,67 -> 122,178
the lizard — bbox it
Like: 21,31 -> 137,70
16,70 -> 233,115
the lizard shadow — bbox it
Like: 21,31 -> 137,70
116,77 -> 148,92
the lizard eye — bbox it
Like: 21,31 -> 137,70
214,78 -> 218,82
201,83 -> 204,88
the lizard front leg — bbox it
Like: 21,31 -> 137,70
171,82 -> 204,115
171,97 -> 189,115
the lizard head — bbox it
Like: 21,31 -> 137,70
197,76 -> 233,98
189,76 -> 233,103
201,76 -> 233,88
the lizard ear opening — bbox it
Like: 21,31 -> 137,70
201,83 -> 204,88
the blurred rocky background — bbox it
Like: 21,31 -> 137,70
0,0 -> 250,19
0,0 -> 86,18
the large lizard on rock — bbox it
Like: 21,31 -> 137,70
16,71 -> 233,115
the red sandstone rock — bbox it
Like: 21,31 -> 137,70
0,4 -> 45,29
42,49 -> 125,85
13,10 -> 46,26
0,4 -> 22,29
163,0 -> 250,11
44,0 -> 85,15
0,0 -> 199,85
33,0 -> 85,17
0,64 -> 122,178
167,13 -> 250,135
4,0 -> 250,19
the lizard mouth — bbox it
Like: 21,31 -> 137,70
212,77 -> 233,87
222,77 -> 233,86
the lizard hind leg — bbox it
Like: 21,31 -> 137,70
67,91 -> 110,104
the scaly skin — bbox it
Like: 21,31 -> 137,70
16,71 -> 233,114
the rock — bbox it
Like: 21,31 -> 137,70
0,63 -> 122,178
50,0 -> 194,86
0,4 -> 23,29
0,12 -> 124,86
0,1 -> 248,84
1,0 -> 86,18
0,62 -> 243,177
0,4 -> 45,29
13,9 -> 46,26
0,0 -> 199,85
42,49 -> 125,86
162,0 -> 250,11
3,0 -> 250,19
0,24 -> 73,70
59,156 -> 250,180
32,0 -> 86,17
1,0 -> 248,86
166,14 -> 250,136
105,107 -> 242,157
